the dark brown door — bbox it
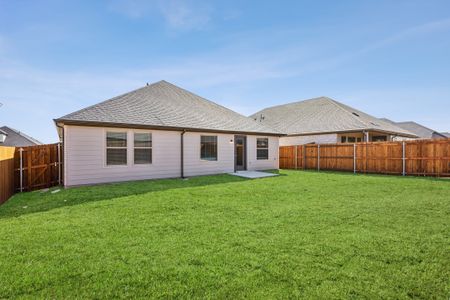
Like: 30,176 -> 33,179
234,135 -> 247,171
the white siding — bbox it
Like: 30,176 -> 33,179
64,125 -> 280,186
183,132 -> 235,177
247,135 -> 279,170
64,126 -> 181,186
279,134 -> 338,146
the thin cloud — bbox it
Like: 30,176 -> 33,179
108,0 -> 212,30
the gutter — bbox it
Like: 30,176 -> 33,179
54,119 -> 284,137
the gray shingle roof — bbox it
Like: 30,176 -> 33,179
380,119 -> 447,139
56,80 -> 281,135
251,97 -> 417,137
0,126 -> 42,147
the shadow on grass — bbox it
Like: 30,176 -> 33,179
281,168 -> 450,182
0,174 -> 248,219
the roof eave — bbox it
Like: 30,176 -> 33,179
285,128 -> 418,138
54,119 -> 285,137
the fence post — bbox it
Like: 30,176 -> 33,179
402,141 -> 406,176
294,146 -> 298,169
57,143 -> 61,185
303,145 -> 306,169
353,143 -> 356,174
19,148 -> 23,192
317,144 -> 320,171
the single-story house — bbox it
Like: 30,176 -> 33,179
0,126 -> 42,147
250,97 -> 417,146
380,119 -> 448,140
54,80 -> 282,187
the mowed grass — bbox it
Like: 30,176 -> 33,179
0,171 -> 449,299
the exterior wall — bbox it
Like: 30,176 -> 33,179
279,134 -> 338,146
64,125 -> 181,186
183,132 -> 234,177
64,125 -> 279,186
247,135 -> 279,170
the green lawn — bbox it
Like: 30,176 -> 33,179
0,171 -> 449,299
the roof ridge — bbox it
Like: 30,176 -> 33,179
324,97 -> 370,128
254,96 -> 327,114
159,81 -> 278,132
2,126 -> 42,144
56,81 -> 162,121
396,121 -> 446,137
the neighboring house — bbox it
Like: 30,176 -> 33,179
380,119 -> 447,140
441,132 -> 450,138
251,97 -> 416,146
0,126 -> 42,147
54,80 -> 282,187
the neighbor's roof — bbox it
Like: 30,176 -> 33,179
441,132 -> 450,138
0,126 -> 42,147
251,97 -> 417,137
380,119 -> 447,139
55,80 -> 282,135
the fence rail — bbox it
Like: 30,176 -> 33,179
279,139 -> 450,177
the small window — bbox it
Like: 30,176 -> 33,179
106,132 -> 127,165
257,138 -> 269,160
134,133 -> 152,164
201,136 -> 217,161
348,137 -> 356,143
356,137 -> 362,142
341,136 -> 346,143
372,136 -> 387,142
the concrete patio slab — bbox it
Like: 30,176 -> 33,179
229,171 -> 279,179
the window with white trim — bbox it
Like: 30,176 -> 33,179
256,138 -> 269,160
134,132 -> 152,164
200,136 -> 217,161
106,132 -> 127,165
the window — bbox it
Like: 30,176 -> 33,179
106,132 -> 127,165
201,136 -> 217,161
257,138 -> 269,160
134,133 -> 152,164
372,136 -> 387,142
341,136 -> 363,143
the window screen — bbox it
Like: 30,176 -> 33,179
134,133 -> 152,164
257,138 -> 269,160
106,132 -> 127,165
200,136 -> 217,161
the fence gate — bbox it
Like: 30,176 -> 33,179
14,143 -> 62,192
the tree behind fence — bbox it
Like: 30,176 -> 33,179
279,139 -> 450,177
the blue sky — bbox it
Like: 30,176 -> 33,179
1,0 -> 449,143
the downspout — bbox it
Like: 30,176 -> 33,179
55,122 -> 65,186
181,130 -> 186,178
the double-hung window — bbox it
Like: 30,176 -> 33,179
106,132 -> 127,165
200,136 -> 217,161
256,138 -> 269,160
134,133 -> 152,164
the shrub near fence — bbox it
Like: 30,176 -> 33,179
279,139 -> 450,177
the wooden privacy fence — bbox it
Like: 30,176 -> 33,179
279,139 -> 450,177
0,147 -> 16,204
0,143 -> 63,204
14,143 -> 63,192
